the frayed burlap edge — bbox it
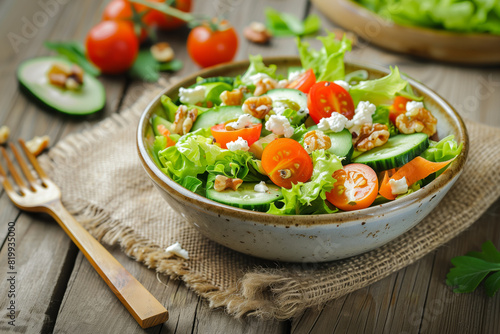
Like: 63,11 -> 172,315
38,82 -> 500,321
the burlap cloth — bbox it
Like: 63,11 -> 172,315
39,82 -> 500,320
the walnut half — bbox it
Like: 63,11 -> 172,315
353,123 -> 390,152
242,96 -> 273,119
303,130 -> 332,154
395,107 -> 437,137
172,105 -> 198,135
214,175 -> 243,192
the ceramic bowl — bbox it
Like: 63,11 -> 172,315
137,57 -> 468,262
312,0 -> 500,65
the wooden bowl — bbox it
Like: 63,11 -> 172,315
137,57 -> 468,262
312,0 -> 500,65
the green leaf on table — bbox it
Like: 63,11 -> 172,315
128,50 -> 160,82
158,59 -> 183,72
446,241 -> 500,296
265,7 -> 321,37
129,50 -> 183,82
44,41 -> 100,76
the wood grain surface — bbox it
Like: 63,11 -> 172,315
0,0 -> 499,333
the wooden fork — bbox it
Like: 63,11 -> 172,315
0,139 -> 168,329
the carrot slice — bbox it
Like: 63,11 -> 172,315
157,124 -> 176,148
379,156 -> 454,200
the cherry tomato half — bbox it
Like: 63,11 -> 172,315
143,0 -> 192,30
86,20 -> 139,74
286,68 -> 316,94
102,0 -> 148,42
307,81 -> 355,124
187,21 -> 238,68
389,96 -> 412,124
325,163 -> 378,211
261,138 -> 313,189
211,122 -> 262,149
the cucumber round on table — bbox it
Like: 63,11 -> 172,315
353,133 -> 429,172
17,57 -> 106,115
206,182 -> 283,212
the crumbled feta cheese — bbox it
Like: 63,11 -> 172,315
254,181 -> 269,193
273,101 -> 287,116
347,101 -> 376,135
317,112 -> 349,132
389,177 -> 408,195
406,101 -> 424,117
165,242 -> 189,260
226,137 -> 250,151
288,69 -> 304,82
179,86 -> 206,105
226,114 -> 254,130
334,80 -> 350,91
265,115 -> 294,138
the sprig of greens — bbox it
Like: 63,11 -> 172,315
128,50 -> 183,82
446,241 -> 500,297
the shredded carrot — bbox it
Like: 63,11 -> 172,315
156,124 -> 176,147
379,156 -> 454,200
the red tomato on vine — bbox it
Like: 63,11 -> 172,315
187,20 -> 238,68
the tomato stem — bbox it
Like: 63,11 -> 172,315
129,0 -> 194,23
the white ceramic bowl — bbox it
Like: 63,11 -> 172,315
137,57 -> 468,262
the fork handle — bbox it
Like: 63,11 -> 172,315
45,200 -> 168,328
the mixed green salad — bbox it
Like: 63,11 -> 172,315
147,33 -> 462,215
354,0 -> 500,35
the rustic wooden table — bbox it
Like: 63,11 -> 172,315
1,0 -> 499,333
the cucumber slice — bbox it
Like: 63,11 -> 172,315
307,126 -> 354,164
266,88 -> 308,125
206,182 -> 283,212
203,82 -> 233,105
151,115 -> 173,136
17,57 -> 105,115
191,76 -> 234,87
353,133 -> 429,172
191,106 -> 260,131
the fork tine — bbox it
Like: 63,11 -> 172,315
0,146 -> 29,192
10,142 -> 38,189
0,159 -> 16,193
19,139 -> 48,180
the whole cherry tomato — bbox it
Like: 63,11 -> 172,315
102,0 -> 148,42
187,20 -> 238,68
211,122 -> 262,149
307,81 -> 355,124
389,96 -> 413,124
286,68 -> 316,94
261,138 -> 313,189
325,163 -> 378,211
143,0 -> 192,30
86,20 -> 139,74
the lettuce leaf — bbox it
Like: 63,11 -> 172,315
355,0 -> 500,35
349,67 -> 413,105
240,55 -> 277,85
265,7 -> 321,37
267,150 -> 342,215
421,135 -> 463,162
297,32 -> 352,82
372,105 -> 399,136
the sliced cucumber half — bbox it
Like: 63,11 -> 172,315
206,182 -> 283,212
17,57 -> 106,115
306,126 -> 353,164
191,106 -> 260,131
353,133 -> 429,172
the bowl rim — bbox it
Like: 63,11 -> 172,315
137,56 -> 469,227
